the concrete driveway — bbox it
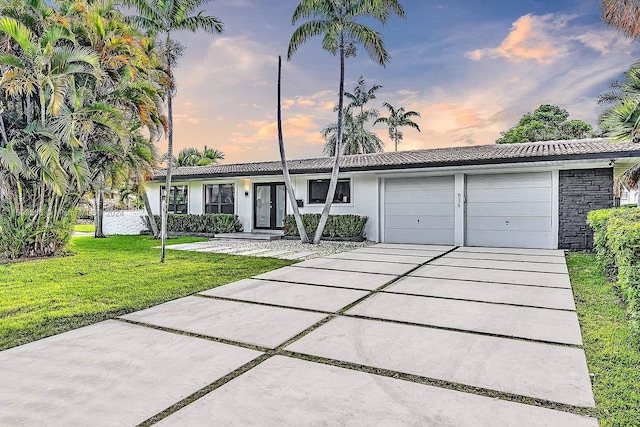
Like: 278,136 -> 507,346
0,244 -> 597,426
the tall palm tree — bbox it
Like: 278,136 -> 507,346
288,0 -> 405,244
374,102 -> 421,151
602,0 -> 640,37
124,0 -> 224,262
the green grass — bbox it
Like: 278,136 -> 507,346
0,235 -> 292,351
73,224 -> 95,233
567,253 -> 640,426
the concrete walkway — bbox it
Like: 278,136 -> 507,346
0,244 -> 597,426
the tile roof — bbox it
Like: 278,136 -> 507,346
153,138 -> 640,180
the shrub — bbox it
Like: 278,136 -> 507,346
587,208 -> 617,275
282,214 -> 368,240
0,202 -> 75,260
145,214 -> 243,234
588,206 -> 640,332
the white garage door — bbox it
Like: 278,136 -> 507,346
465,172 -> 553,249
384,176 -> 455,245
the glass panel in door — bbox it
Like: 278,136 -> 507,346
276,184 -> 286,228
255,185 -> 271,228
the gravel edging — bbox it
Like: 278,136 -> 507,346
188,238 -> 376,260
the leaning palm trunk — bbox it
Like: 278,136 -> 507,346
141,186 -> 160,238
314,48 -> 346,244
277,56 -> 309,243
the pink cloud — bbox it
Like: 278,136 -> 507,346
468,14 -> 570,64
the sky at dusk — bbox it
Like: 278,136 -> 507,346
166,0 -> 640,164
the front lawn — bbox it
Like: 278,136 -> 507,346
73,224 -> 95,233
568,253 -> 640,426
0,235 -> 292,351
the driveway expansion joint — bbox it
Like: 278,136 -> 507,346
379,289 -> 578,312
278,350 -> 597,418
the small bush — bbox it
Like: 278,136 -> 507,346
588,206 -> 640,333
282,214 -> 367,240
0,202 -> 75,260
145,214 -> 243,234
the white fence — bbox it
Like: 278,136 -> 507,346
102,210 -> 147,235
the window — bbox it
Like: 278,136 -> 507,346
308,179 -> 351,204
161,185 -> 188,214
204,184 -> 235,214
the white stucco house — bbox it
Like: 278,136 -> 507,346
146,138 -> 640,250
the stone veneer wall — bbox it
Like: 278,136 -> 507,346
558,168 -> 614,251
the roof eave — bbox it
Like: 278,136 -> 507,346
152,150 -> 640,181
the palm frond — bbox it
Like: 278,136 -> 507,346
0,16 -> 34,54
288,19 -> 329,59
344,21 -> 388,65
175,13 -> 224,34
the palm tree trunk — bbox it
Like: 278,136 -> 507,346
313,47 -> 346,244
277,56 -> 309,243
0,110 -> 9,146
141,185 -> 159,238
161,32 -> 174,263
94,173 -> 106,238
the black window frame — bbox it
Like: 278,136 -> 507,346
204,183 -> 235,214
308,178 -> 351,204
161,185 -> 188,214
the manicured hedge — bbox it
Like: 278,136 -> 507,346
587,206 -> 640,331
145,214 -> 243,234
282,214 -> 367,240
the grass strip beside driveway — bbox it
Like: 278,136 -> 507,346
0,235 -> 292,351
568,252 -> 640,427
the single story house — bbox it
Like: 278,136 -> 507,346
147,138 -> 640,251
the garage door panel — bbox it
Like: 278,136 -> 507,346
466,173 -> 551,190
466,202 -> 551,217
386,215 -> 455,230
385,190 -> 454,204
466,216 -> 551,232
466,231 -> 552,249
467,188 -> 551,203
465,173 -> 554,249
385,202 -> 454,216
386,177 -> 453,192
384,176 -> 455,245
385,228 -> 454,245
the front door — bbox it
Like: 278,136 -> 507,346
254,183 -> 287,230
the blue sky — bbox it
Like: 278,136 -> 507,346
167,0 -> 640,163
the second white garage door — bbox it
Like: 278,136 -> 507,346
384,176 -> 455,245
465,172 -> 554,249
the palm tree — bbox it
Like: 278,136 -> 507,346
374,102 -> 421,151
600,63 -> 640,142
323,108 -> 383,155
175,146 -> 225,166
125,0 -> 224,262
288,0 -> 405,244
602,0 -> 640,37
345,75 -> 382,115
